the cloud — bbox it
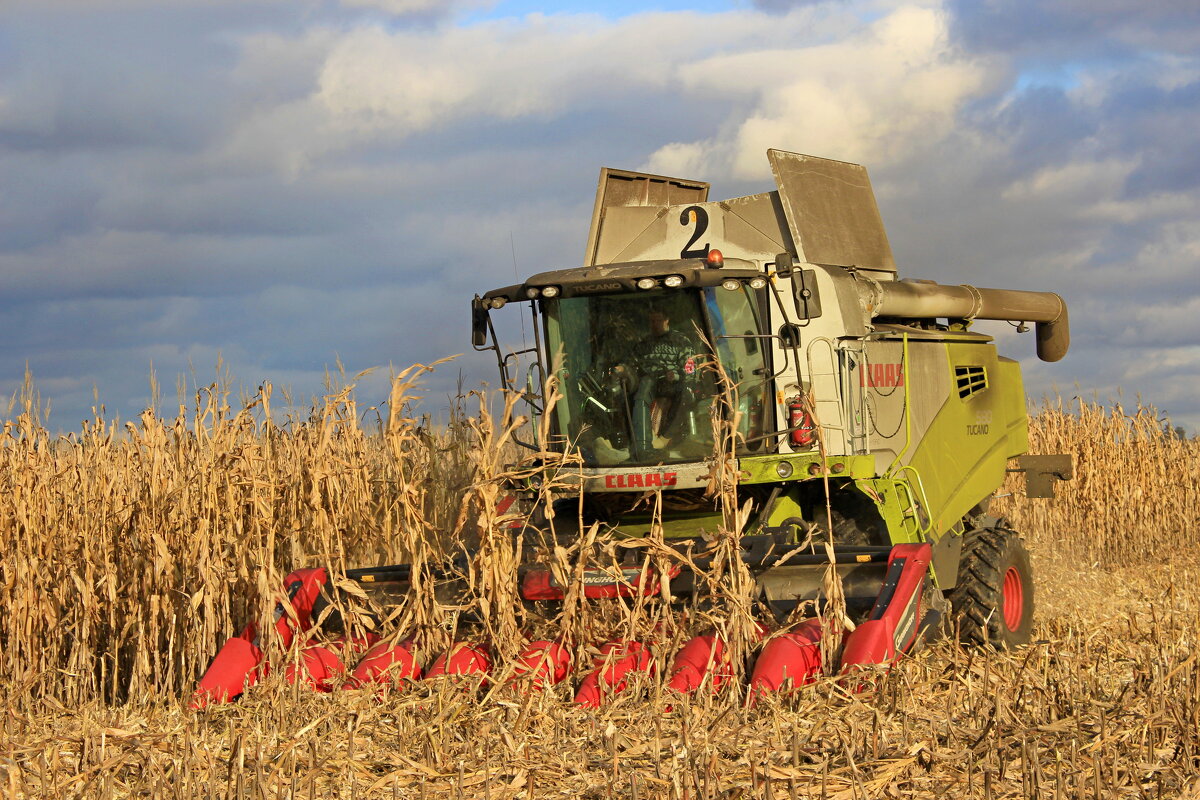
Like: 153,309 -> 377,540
232,7 -> 867,167
948,0 -> 1200,55
644,6 -> 996,178
0,0 -> 1197,436
751,0 -> 830,12
336,0 -> 492,18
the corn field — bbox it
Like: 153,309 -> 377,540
1,369 -> 1198,799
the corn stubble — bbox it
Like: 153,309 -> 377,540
1,372 -> 1198,799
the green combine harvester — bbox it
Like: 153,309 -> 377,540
193,150 -> 1071,708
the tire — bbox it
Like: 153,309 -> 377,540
819,489 -> 890,547
948,526 -> 1034,648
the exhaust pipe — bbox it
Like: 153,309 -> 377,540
858,278 -> 1069,362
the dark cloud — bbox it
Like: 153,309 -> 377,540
0,1 -> 1196,435
948,0 -> 1200,55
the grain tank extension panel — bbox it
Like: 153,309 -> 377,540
584,168 -> 710,267
766,149 -> 895,273
585,150 -> 896,276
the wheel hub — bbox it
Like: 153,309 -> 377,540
1002,566 -> 1024,630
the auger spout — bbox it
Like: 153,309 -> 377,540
859,277 -> 1070,362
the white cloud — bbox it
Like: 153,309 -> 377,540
1001,158 -> 1136,204
230,6 -> 864,168
209,4 -> 995,180
647,6 -> 996,179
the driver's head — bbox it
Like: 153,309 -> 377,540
648,310 -> 669,336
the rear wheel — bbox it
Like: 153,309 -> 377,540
948,526 -> 1034,648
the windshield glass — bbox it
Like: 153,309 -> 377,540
542,286 -> 769,467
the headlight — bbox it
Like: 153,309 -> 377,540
721,279 -> 741,291
490,297 -> 506,309
749,277 -> 768,289
525,287 -> 541,299
636,278 -> 657,290
663,275 -> 684,288
541,285 -> 560,298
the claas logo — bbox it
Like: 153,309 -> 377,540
604,472 -> 678,489
860,363 -> 904,388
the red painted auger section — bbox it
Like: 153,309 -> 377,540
283,646 -> 345,691
521,566 -> 679,601
190,635 -> 263,708
426,642 -> 492,681
574,640 -> 655,708
190,567 -> 330,709
284,635 -> 378,693
666,622 -> 771,697
345,639 -> 422,690
667,634 -> 729,694
839,543 -> 931,673
666,626 -> 755,694
272,568 -> 329,647
748,619 -> 824,699
837,620 -> 895,669
511,639 -> 572,690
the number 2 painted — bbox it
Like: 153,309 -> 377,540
679,205 -> 710,259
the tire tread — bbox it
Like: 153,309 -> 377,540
948,526 -> 1034,648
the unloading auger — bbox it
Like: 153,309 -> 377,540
193,150 -> 1072,709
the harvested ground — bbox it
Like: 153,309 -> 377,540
6,553 -> 1200,799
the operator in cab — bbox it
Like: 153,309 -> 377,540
630,309 -> 698,454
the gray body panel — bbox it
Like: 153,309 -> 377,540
766,149 -> 895,274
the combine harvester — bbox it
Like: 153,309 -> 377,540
193,150 -> 1071,708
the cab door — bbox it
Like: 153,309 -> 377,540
704,285 -> 772,450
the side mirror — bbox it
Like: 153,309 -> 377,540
471,296 -> 490,348
791,269 -> 823,320
774,251 -> 796,278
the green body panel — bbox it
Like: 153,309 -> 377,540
852,478 -> 926,544
612,508 -> 726,539
904,347 -> 1028,536
853,475 -> 962,587
735,339 -> 1029,589
739,453 -> 876,485
763,492 -> 805,532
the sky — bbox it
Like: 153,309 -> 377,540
1,0 -> 1198,433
